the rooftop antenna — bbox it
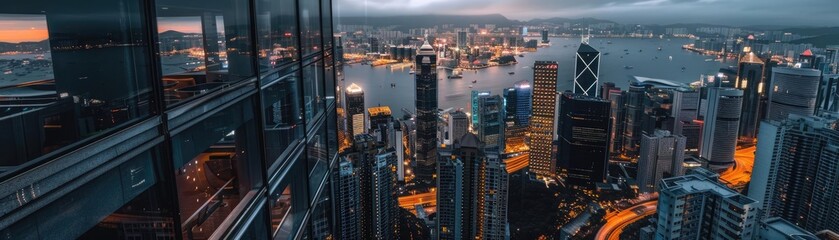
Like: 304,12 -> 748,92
581,28 -> 590,44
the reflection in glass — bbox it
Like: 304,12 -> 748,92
262,72 -> 304,167
270,185 -> 293,239
299,0 -> 322,57
320,0 -> 333,50
302,64 -> 324,124
155,0 -> 255,106
171,99 -> 262,239
255,0 -> 299,74
308,176 -> 334,240
323,54 -> 336,106
308,123 -> 328,199
0,1 -> 154,177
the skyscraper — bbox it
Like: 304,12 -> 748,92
335,160 -> 361,239
457,31 -> 468,50
530,61 -> 559,177
737,51 -> 766,141
437,133 -> 508,240
368,106 -> 393,145
622,83 -> 649,158
448,110 -> 469,144
370,37 -> 380,53
474,93 -> 505,150
748,112 -> 839,233
767,67 -> 821,122
637,130 -> 686,193
347,83 -> 366,138
817,74 -> 839,113
700,87 -> 743,168
541,29 -> 550,43
574,43 -> 600,96
607,88 -> 626,155
415,39 -> 438,183
504,80 -> 533,126
757,218 -> 818,240
471,90 -> 491,128
341,134 -> 400,239
557,92 -> 611,188
653,169 -> 758,240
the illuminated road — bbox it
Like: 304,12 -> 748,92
596,147 -> 755,240
719,146 -> 756,188
398,192 -> 436,210
595,200 -> 658,240
504,153 -> 529,173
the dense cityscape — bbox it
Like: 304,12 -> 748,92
1,0 -> 838,240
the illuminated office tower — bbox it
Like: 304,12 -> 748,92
736,50 -> 766,141
335,160 -> 361,239
415,39 -> 438,183
473,93 -> 505,150
557,92 -> 611,188
654,169 -> 758,240
347,83 -> 366,138
699,87 -> 743,168
767,67 -> 821,122
368,106 -> 393,145
503,80 -> 533,127
436,133 -> 508,240
816,74 -> 839,113
529,61 -> 559,177
748,113 -> 839,233
574,42 -> 600,96
637,130 -> 686,193
471,90 -> 491,127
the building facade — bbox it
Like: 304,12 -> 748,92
654,169 -> 758,240
0,0 -> 340,239
637,130 -> 686,193
736,51 -> 766,141
573,43 -> 600,96
700,87 -> 743,168
748,113 -> 839,233
557,92 -> 611,188
529,61 -> 559,177
767,67 -> 821,122
414,40 -> 439,184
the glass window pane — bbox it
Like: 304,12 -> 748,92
156,0 -> 255,106
262,72 -> 304,168
308,175 -> 334,240
320,0 -> 333,50
302,63 -> 324,126
255,0 -> 299,75
299,0 -> 322,57
307,123 -> 328,200
171,98 -> 263,239
0,0 -> 154,177
270,156 -> 307,240
323,54 -> 335,107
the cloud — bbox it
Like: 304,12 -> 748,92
333,0 -> 839,26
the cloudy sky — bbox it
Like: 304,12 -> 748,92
333,0 -> 839,26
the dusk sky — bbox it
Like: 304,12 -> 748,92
334,0 -> 839,26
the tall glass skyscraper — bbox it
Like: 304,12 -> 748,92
556,92 -> 611,188
0,0 -> 339,239
414,40 -> 438,184
736,51 -> 765,141
574,43 -> 600,96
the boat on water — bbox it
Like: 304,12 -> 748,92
681,66 -> 686,71
657,47 -> 662,51
391,83 -> 396,88
409,70 -> 415,74
625,66 -> 634,69
639,49 -> 643,52
469,85 -> 474,88
518,54 -> 524,57
669,56 -> 673,61
607,41 -> 613,44
604,52 -> 610,55
472,80 -> 477,83
705,59 -> 715,62
508,72 -> 515,75
448,75 -> 463,79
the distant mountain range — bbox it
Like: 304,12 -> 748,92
0,40 -> 49,53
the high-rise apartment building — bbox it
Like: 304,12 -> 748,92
0,0 -> 340,239
700,87 -> 743,168
574,43 -> 600,96
448,110 -> 470,145
437,133 -> 508,240
748,113 -> 839,233
607,89 -> 626,155
654,169 -> 758,240
637,130 -> 686,193
530,61 -> 559,177
557,92 -> 611,188
415,39 -> 438,183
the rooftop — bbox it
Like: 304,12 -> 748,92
762,217 -> 818,240
368,106 -> 392,117
577,43 -> 599,54
346,83 -> 363,93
